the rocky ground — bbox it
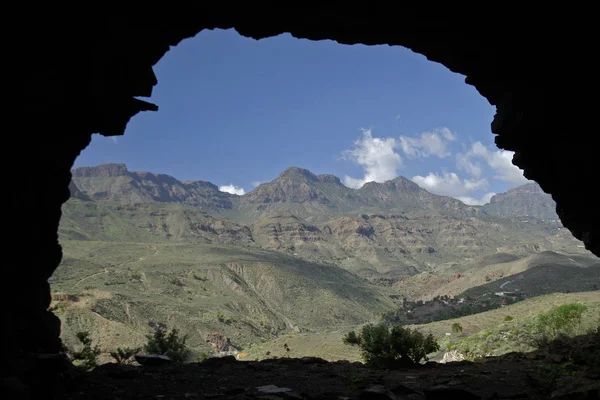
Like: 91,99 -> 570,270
6,334 -> 599,400
59,347 -> 598,400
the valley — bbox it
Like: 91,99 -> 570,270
51,163 -> 599,361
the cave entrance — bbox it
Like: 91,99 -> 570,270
52,28 -> 598,368
56,28 -> 505,362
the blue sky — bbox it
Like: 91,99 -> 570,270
75,29 -> 530,205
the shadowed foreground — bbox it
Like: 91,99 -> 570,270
51,333 -> 599,400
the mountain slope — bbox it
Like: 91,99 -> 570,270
236,167 -> 479,222
65,165 -> 594,281
72,163 -> 233,210
482,182 -> 558,220
51,241 -> 394,355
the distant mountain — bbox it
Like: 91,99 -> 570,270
71,163 -> 232,210
63,164 -> 592,281
72,164 -> 481,222
233,166 -> 478,222
482,182 -> 558,220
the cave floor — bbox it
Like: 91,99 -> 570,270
60,352 -> 599,400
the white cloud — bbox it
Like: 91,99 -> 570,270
456,152 -> 482,178
342,129 -> 402,189
458,192 -> 496,206
412,171 -> 488,200
458,141 -> 530,184
219,184 -> 246,195
399,127 -> 456,159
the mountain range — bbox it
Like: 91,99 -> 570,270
64,163 -> 575,280
52,163 -> 598,358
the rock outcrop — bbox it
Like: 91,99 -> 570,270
483,183 -> 558,220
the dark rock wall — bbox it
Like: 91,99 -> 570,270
5,6 -> 598,386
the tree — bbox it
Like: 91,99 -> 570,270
343,323 -> 439,368
451,322 -> 463,335
71,331 -> 101,370
109,347 -> 140,365
144,327 -> 191,362
537,303 -> 588,338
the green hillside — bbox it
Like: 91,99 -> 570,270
51,240 -> 393,358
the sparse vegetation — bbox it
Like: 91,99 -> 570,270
52,174 -> 600,364
70,331 -> 101,370
446,302 -> 599,361
536,303 -> 588,338
109,347 -> 140,365
144,327 -> 191,362
451,322 -> 463,335
381,294 -> 526,326
343,323 -> 439,367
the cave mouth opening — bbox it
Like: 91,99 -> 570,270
52,27 -> 599,372
53,26 -> 514,364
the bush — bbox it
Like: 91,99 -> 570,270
537,303 -> 588,338
504,315 -> 514,322
451,322 -> 463,335
109,347 -> 140,365
343,323 -> 439,368
144,327 -> 191,362
71,331 -> 101,370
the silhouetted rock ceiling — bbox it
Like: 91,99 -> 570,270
5,6 -> 598,392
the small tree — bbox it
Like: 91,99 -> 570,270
537,303 -> 588,338
283,343 -> 291,357
144,327 -> 191,362
343,323 -> 439,368
109,347 -> 140,365
451,322 -> 463,335
71,331 -> 101,370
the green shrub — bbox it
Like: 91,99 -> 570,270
144,327 -> 191,362
504,315 -> 514,322
343,323 -> 439,367
130,270 -> 142,281
71,331 -> 101,370
451,322 -> 463,335
109,347 -> 140,365
537,303 -> 588,338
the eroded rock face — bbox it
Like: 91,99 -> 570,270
6,6 -> 598,391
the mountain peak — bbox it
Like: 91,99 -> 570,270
360,176 -> 421,193
278,167 -> 318,181
72,163 -> 129,178
506,182 -> 545,195
483,182 -> 557,220
317,174 -> 342,185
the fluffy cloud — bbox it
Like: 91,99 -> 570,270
342,129 -> 403,189
219,184 -> 246,195
456,152 -> 482,178
412,171 -> 490,200
399,127 -> 456,159
457,141 -> 530,184
457,192 -> 496,206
